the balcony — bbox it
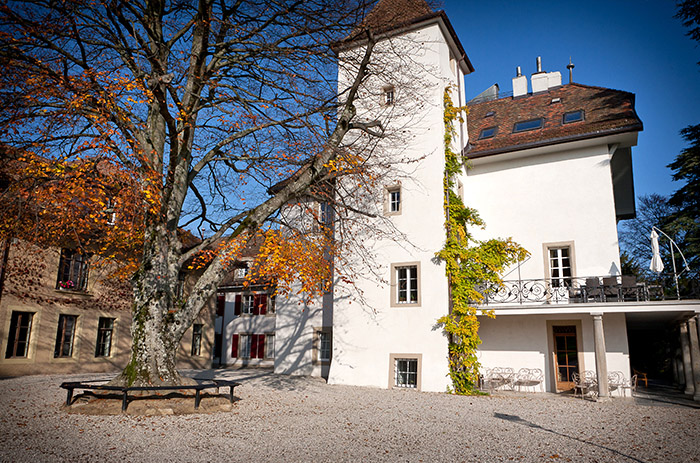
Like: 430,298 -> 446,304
478,275 -> 699,306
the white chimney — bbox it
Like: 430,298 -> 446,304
547,71 -> 562,88
530,56 -> 562,93
512,66 -> 527,97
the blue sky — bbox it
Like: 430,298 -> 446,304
442,0 -> 699,198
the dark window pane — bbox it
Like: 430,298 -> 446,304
513,118 -> 543,132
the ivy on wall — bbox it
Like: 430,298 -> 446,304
437,88 -> 528,395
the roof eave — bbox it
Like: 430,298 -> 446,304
465,123 -> 644,159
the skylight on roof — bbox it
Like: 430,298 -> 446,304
478,127 -> 496,139
563,110 -> 584,124
513,118 -> 543,133
485,111 -> 495,117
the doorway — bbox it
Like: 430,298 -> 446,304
553,325 -> 579,391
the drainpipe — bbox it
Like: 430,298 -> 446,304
0,239 -> 11,306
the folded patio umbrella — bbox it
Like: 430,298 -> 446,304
649,229 -> 664,273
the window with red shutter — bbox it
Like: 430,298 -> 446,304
250,334 -> 260,359
252,294 -> 260,315
217,294 -> 225,316
234,294 -> 242,315
259,294 -> 268,315
231,334 -> 239,358
256,334 -> 266,359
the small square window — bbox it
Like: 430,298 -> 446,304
513,118 -> 543,133
395,358 -> 418,388
563,110 -> 584,124
383,86 -> 395,105
234,265 -> 249,280
478,127 -> 497,139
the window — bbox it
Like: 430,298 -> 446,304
95,317 -> 114,357
56,249 -> 89,291
314,328 -> 332,364
563,110 -> 584,124
513,118 -> 543,133
54,314 -> 77,358
237,333 -> 266,359
383,85 -> 395,105
241,295 -> 255,314
478,127 -> 497,139
234,293 -> 268,316
175,271 -> 186,299
391,263 -> 419,306
549,247 -> 572,288
395,358 -> 418,388
385,185 -> 401,215
5,311 -> 33,358
234,265 -> 249,280
320,201 -> 333,228
105,198 -> 117,226
191,323 -> 203,356
265,334 -> 275,359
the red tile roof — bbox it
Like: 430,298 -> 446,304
465,83 -> 643,158
336,0 -> 474,72
358,0 -> 433,32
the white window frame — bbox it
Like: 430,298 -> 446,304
384,184 -> 402,216
313,327 -> 332,364
543,241 -> 576,288
390,262 -> 420,307
383,85 -> 395,106
265,333 -> 275,359
241,294 -> 255,315
240,334 -> 252,359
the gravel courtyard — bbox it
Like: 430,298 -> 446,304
1,369 -> 698,463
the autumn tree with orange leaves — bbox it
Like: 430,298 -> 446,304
0,0 -> 418,386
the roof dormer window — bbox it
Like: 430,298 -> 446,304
563,110 -> 584,124
478,127 -> 497,139
513,118 -> 543,133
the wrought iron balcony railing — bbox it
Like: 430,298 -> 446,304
478,274 -> 697,306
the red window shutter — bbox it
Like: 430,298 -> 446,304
252,294 -> 260,316
217,294 -> 225,316
256,334 -> 265,359
259,294 -> 267,315
231,334 -> 239,358
250,334 -> 259,359
234,295 -> 241,315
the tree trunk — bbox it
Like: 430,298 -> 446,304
113,225 -> 190,387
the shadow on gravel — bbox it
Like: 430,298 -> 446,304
494,413 -> 647,463
184,368 -> 322,392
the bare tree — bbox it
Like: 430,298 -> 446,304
0,0 -> 423,386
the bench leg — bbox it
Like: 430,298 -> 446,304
122,391 -> 128,412
66,389 -> 74,406
195,390 -> 201,409
228,386 -> 235,404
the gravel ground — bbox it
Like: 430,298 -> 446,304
1,369 -> 698,463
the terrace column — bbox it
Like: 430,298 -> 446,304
591,313 -> 610,401
687,316 -> 700,402
680,322 -> 695,395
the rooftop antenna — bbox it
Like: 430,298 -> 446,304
566,57 -> 575,84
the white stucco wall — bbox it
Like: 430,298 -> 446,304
462,141 -> 626,282
478,312 -> 631,395
275,291 -> 333,378
327,21 -> 467,392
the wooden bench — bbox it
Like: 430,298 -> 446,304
60,379 -> 241,412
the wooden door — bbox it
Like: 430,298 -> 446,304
553,325 -> 579,391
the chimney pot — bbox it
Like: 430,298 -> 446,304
536,56 -> 542,73
516,66 -> 522,77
